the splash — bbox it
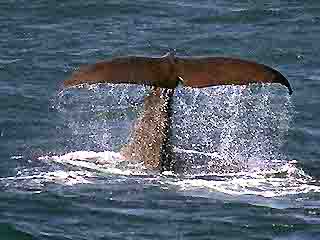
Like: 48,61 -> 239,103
6,150 -> 319,202
54,83 -> 294,174
169,160 -> 320,199
171,84 -> 292,174
38,150 -> 149,176
2,150 -> 152,192
6,83 -> 317,200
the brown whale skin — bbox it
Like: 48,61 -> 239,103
64,53 -> 292,94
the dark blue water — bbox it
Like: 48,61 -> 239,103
1,1 -> 320,239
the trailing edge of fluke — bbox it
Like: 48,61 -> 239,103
64,52 -> 292,95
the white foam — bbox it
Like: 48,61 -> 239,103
40,150 -> 123,163
174,147 -> 223,159
0,170 -> 94,186
169,161 -> 320,198
37,151 -> 320,199
43,170 -> 94,185
10,155 -> 23,160
4,150 -> 319,202
38,150 -> 149,176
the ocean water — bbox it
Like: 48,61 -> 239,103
1,0 -> 320,239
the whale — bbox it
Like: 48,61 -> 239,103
120,87 -> 174,171
64,52 -> 292,171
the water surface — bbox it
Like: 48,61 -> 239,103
1,0 -> 320,239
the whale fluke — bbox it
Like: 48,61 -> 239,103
64,53 -> 292,94
64,55 -> 178,89
176,57 -> 292,94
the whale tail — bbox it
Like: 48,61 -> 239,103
63,53 -> 292,171
175,57 -> 292,94
64,53 -> 292,94
120,87 -> 175,171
